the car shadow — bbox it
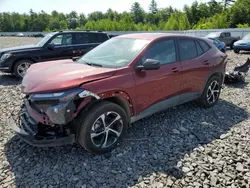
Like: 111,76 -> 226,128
4,99 -> 249,188
0,74 -> 21,86
224,81 -> 249,89
240,51 -> 250,55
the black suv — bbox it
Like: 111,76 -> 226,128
0,30 -> 110,78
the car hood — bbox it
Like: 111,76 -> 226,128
22,59 -> 117,93
0,44 -> 39,54
234,39 -> 250,45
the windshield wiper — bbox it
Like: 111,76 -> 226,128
85,62 -> 102,67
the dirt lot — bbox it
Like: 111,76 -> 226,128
0,37 -> 250,188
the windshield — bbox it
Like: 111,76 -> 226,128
243,34 -> 250,40
78,38 -> 150,68
206,32 -> 221,38
36,33 -> 54,47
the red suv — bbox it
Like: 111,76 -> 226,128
9,33 -> 227,154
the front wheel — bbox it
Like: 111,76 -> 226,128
76,101 -> 128,154
13,59 -> 33,79
197,75 -> 222,108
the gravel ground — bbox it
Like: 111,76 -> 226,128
1,37 -> 250,188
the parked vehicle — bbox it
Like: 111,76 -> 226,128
0,30 -> 110,78
206,31 -> 240,49
233,33 -> 250,54
9,33 -> 227,154
206,37 -> 227,53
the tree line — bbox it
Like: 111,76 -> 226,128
0,0 -> 249,32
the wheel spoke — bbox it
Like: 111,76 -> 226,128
212,93 -> 215,103
99,114 -> 106,127
213,89 -> 220,93
108,128 -> 121,137
106,114 -> 121,128
102,131 -> 109,148
91,130 -> 105,138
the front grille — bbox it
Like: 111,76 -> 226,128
20,108 -> 38,136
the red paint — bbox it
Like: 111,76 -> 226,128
22,34 -> 227,122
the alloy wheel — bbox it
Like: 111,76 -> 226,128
206,80 -> 220,104
17,62 -> 31,77
90,111 -> 123,148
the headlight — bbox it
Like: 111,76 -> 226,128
30,88 -> 83,102
0,53 -> 13,61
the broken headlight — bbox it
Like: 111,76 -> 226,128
31,88 -> 83,102
28,89 -> 84,124
29,89 -> 84,109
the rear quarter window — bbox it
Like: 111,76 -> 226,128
198,40 -> 210,52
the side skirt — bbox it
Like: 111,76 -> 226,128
130,92 -> 200,123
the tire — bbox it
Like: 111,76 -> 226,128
76,101 -> 128,154
234,49 -> 240,54
197,75 -> 222,108
13,59 -> 33,79
221,49 -> 226,53
230,41 -> 236,50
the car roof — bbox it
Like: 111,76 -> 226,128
55,30 -> 107,34
116,33 -> 204,41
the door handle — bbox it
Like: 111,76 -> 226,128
203,60 -> 210,65
171,67 -> 180,73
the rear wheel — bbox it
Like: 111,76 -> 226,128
13,59 -> 33,79
234,49 -> 240,54
197,75 -> 222,108
76,101 -> 128,154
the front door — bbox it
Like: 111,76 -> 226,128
133,38 -> 182,117
40,33 -> 74,62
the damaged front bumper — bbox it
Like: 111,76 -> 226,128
8,89 -> 100,147
8,99 -> 76,147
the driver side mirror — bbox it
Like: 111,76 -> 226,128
47,43 -> 55,50
135,59 -> 160,72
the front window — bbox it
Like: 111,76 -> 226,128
78,38 -> 150,68
50,34 -> 72,46
243,34 -> 250,40
36,33 -> 55,47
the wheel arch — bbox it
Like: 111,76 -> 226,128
11,57 -> 36,72
201,71 -> 224,95
75,90 -> 134,122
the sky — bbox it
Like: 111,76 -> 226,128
0,0 -> 212,15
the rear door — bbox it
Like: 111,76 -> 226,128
133,38 -> 182,115
40,33 -> 74,61
177,38 -> 214,101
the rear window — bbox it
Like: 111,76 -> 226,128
75,33 -> 109,44
178,39 -> 197,61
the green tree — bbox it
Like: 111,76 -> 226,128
131,2 -> 145,24
149,0 -> 158,14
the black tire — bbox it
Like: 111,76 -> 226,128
13,59 -> 33,79
197,75 -> 222,108
230,41 -> 236,50
76,101 -> 128,154
234,49 -> 240,54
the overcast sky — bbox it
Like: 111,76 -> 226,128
0,0 -> 212,15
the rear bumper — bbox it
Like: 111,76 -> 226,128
8,104 -> 75,147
